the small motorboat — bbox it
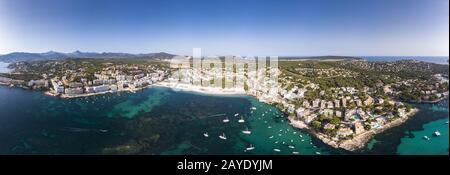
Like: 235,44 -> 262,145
288,145 -> 295,149
219,133 -> 227,140
251,107 -> 256,110
315,152 -> 321,155
273,148 -> 281,152
269,136 -> 274,139
222,117 -> 230,123
238,117 -> 245,123
242,128 -> 251,135
203,132 -> 209,137
445,121 -> 449,124
292,151 -> 299,155
234,113 -> 239,117
423,136 -> 430,140
434,131 -> 441,136
268,126 -> 272,129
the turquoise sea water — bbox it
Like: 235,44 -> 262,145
0,86 -> 447,155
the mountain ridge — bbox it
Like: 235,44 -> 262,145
0,51 -> 177,62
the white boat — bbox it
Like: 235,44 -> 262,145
434,131 -> 441,136
269,136 -> 274,139
251,107 -> 256,110
203,132 -> 209,137
222,117 -> 230,123
268,126 -> 272,129
273,148 -> 281,152
219,133 -> 227,140
423,136 -> 430,140
288,145 -> 295,149
292,151 -> 299,155
238,117 -> 245,123
234,113 -> 239,117
275,141 -> 279,144
242,128 -> 251,135
315,152 -> 321,155
445,121 -> 449,124
245,144 -> 255,151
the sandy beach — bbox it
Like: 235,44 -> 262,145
153,81 -> 247,96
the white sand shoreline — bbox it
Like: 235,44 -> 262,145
153,81 -> 247,96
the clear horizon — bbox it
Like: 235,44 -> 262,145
0,0 -> 449,56
1,50 -> 450,57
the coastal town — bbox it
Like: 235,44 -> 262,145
165,57 -> 449,151
0,57 -> 448,151
0,59 -> 170,98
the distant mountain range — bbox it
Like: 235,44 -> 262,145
0,51 -> 177,62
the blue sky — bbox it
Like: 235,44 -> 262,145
0,0 -> 448,56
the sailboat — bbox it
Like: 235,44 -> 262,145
222,117 -> 230,123
245,144 -> 255,151
238,116 -> 245,123
242,128 -> 251,135
219,133 -> 227,140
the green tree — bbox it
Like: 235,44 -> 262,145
312,121 -> 322,130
